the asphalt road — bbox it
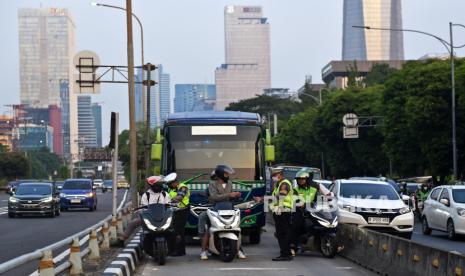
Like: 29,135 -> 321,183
136,223 -> 375,276
0,189 -> 126,276
411,218 -> 465,254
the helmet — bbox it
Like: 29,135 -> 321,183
295,170 -> 311,179
146,175 -> 163,186
210,170 -> 218,180
214,165 -> 235,183
270,167 -> 284,176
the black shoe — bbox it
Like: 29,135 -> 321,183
272,255 -> 293,261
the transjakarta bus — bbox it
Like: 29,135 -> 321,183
151,111 -> 275,244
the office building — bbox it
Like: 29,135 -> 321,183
18,8 -> 78,159
18,123 -> 54,152
174,84 -> 216,113
149,65 -> 170,128
215,6 -> 271,110
77,96 -> 98,148
135,68 -> 144,123
342,0 -> 404,60
0,116 -> 14,151
91,103 -> 102,148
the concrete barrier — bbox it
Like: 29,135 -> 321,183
337,224 -> 465,276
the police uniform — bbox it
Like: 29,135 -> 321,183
271,178 -> 294,259
291,184 -> 318,249
168,182 -> 190,256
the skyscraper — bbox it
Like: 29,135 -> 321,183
342,0 -> 404,60
77,96 -> 98,148
174,84 -> 216,112
149,65 -> 170,128
135,68 -> 144,123
91,103 -> 102,148
215,6 -> 271,110
18,8 -> 78,159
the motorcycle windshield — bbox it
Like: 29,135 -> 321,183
312,209 -> 336,221
214,201 -> 234,211
145,203 -> 168,222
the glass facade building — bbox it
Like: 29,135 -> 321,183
77,96 -> 98,148
174,84 -> 216,112
149,65 -> 170,128
342,0 -> 404,60
91,103 -> 102,148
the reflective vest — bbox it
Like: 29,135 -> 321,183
272,179 -> 294,209
417,189 -> 430,202
169,183 -> 190,208
294,185 -> 317,204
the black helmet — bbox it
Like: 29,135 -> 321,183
214,165 -> 235,183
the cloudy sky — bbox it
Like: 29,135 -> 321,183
1,0 -> 465,144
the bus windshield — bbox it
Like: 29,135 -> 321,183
166,125 -> 263,181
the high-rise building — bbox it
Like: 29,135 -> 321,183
77,96 -> 98,148
149,65 -> 170,128
18,123 -> 54,152
135,68 -> 144,123
18,8 -> 78,159
215,6 -> 271,110
91,103 -> 102,148
174,84 -> 216,112
342,0 -> 404,60
60,79 -> 71,158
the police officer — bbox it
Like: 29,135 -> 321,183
270,167 -> 294,261
166,173 -> 190,256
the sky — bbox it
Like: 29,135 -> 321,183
1,0 -> 465,145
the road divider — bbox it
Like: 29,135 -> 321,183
0,190 -> 130,276
337,224 -> 465,276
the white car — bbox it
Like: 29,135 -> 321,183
331,179 -> 414,239
421,185 -> 465,240
93,179 -> 103,190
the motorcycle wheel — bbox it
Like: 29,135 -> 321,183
219,238 -> 237,263
319,235 -> 337,258
154,240 -> 166,265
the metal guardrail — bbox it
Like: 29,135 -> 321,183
0,190 -> 131,275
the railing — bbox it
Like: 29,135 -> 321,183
0,190 -> 132,276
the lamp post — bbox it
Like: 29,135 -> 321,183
353,23 -> 465,179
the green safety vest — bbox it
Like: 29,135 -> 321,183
417,189 -> 430,202
168,183 -> 190,208
294,185 -> 317,204
272,179 -> 294,209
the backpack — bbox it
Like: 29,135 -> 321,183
145,191 -> 167,204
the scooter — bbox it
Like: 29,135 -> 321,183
191,201 -> 241,262
298,205 -> 339,258
138,203 -> 175,265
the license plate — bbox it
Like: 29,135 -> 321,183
368,217 -> 389,224
71,199 -> 81,204
218,210 -> 235,216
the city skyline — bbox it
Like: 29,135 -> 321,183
1,1 -> 465,144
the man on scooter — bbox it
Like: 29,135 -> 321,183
198,165 -> 246,260
166,173 -> 190,256
114,175 -> 171,247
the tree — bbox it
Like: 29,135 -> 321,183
0,152 -> 29,179
365,63 -> 397,87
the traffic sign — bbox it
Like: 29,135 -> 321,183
73,50 -> 101,94
342,113 -> 358,127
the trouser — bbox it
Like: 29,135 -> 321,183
122,217 -> 142,240
291,208 -> 305,248
273,212 -> 292,257
168,206 -> 189,255
198,211 -> 210,235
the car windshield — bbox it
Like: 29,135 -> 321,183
103,180 -> 112,186
452,190 -> 465,203
166,125 -> 262,181
15,185 -> 51,196
340,183 -> 400,200
63,181 -> 91,190
282,167 -> 322,181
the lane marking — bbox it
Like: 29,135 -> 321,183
215,268 -> 287,271
336,267 -> 354,270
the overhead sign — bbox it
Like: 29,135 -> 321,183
73,50 -> 101,94
343,126 -> 359,139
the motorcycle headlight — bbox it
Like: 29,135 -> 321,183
9,197 -> 18,203
457,208 -> 465,217
399,207 -> 411,214
161,217 -> 172,230
235,201 -> 258,210
41,196 -> 53,203
143,218 -> 157,231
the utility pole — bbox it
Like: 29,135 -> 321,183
110,112 -> 119,217
450,22 -> 457,179
125,0 -> 138,206
143,63 -> 156,178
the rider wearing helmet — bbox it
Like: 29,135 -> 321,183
114,175 -> 171,247
166,173 -> 190,256
198,165 -> 246,260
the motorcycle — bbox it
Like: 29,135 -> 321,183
191,201 -> 241,262
138,203 -> 176,265
297,204 -> 339,258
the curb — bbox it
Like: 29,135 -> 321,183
102,230 -> 143,276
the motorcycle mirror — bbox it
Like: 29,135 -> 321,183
164,172 -> 177,183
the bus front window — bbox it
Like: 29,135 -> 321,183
166,126 -> 262,181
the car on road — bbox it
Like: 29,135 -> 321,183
8,182 -> 60,218
349,176 -> 401,194
102,180 -> 113,193
117,178 -> 130,189
333,179 -> 414,239
421,185 -> 465,240
5,179 -> 39,195
60,179 -> 97,211
93,179 -> 103,190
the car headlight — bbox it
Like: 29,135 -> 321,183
235,200 -> 258,210
399,207 -> 411,214
9,197 -> 18,203
86,192 -> 94,198
41,196 -> 53,203
457,208 -> 465,217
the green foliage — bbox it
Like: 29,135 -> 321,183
0,151 -> 29,179
365,63 -> 397,87
27,148 -> 62,179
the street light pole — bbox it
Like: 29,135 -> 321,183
353,23 -> 465,179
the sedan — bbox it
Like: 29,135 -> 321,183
102,180 -> 113,193
333,179 -> 414,239
422,185 -> 465,240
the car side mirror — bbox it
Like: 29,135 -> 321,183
440,198 -> 450,206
